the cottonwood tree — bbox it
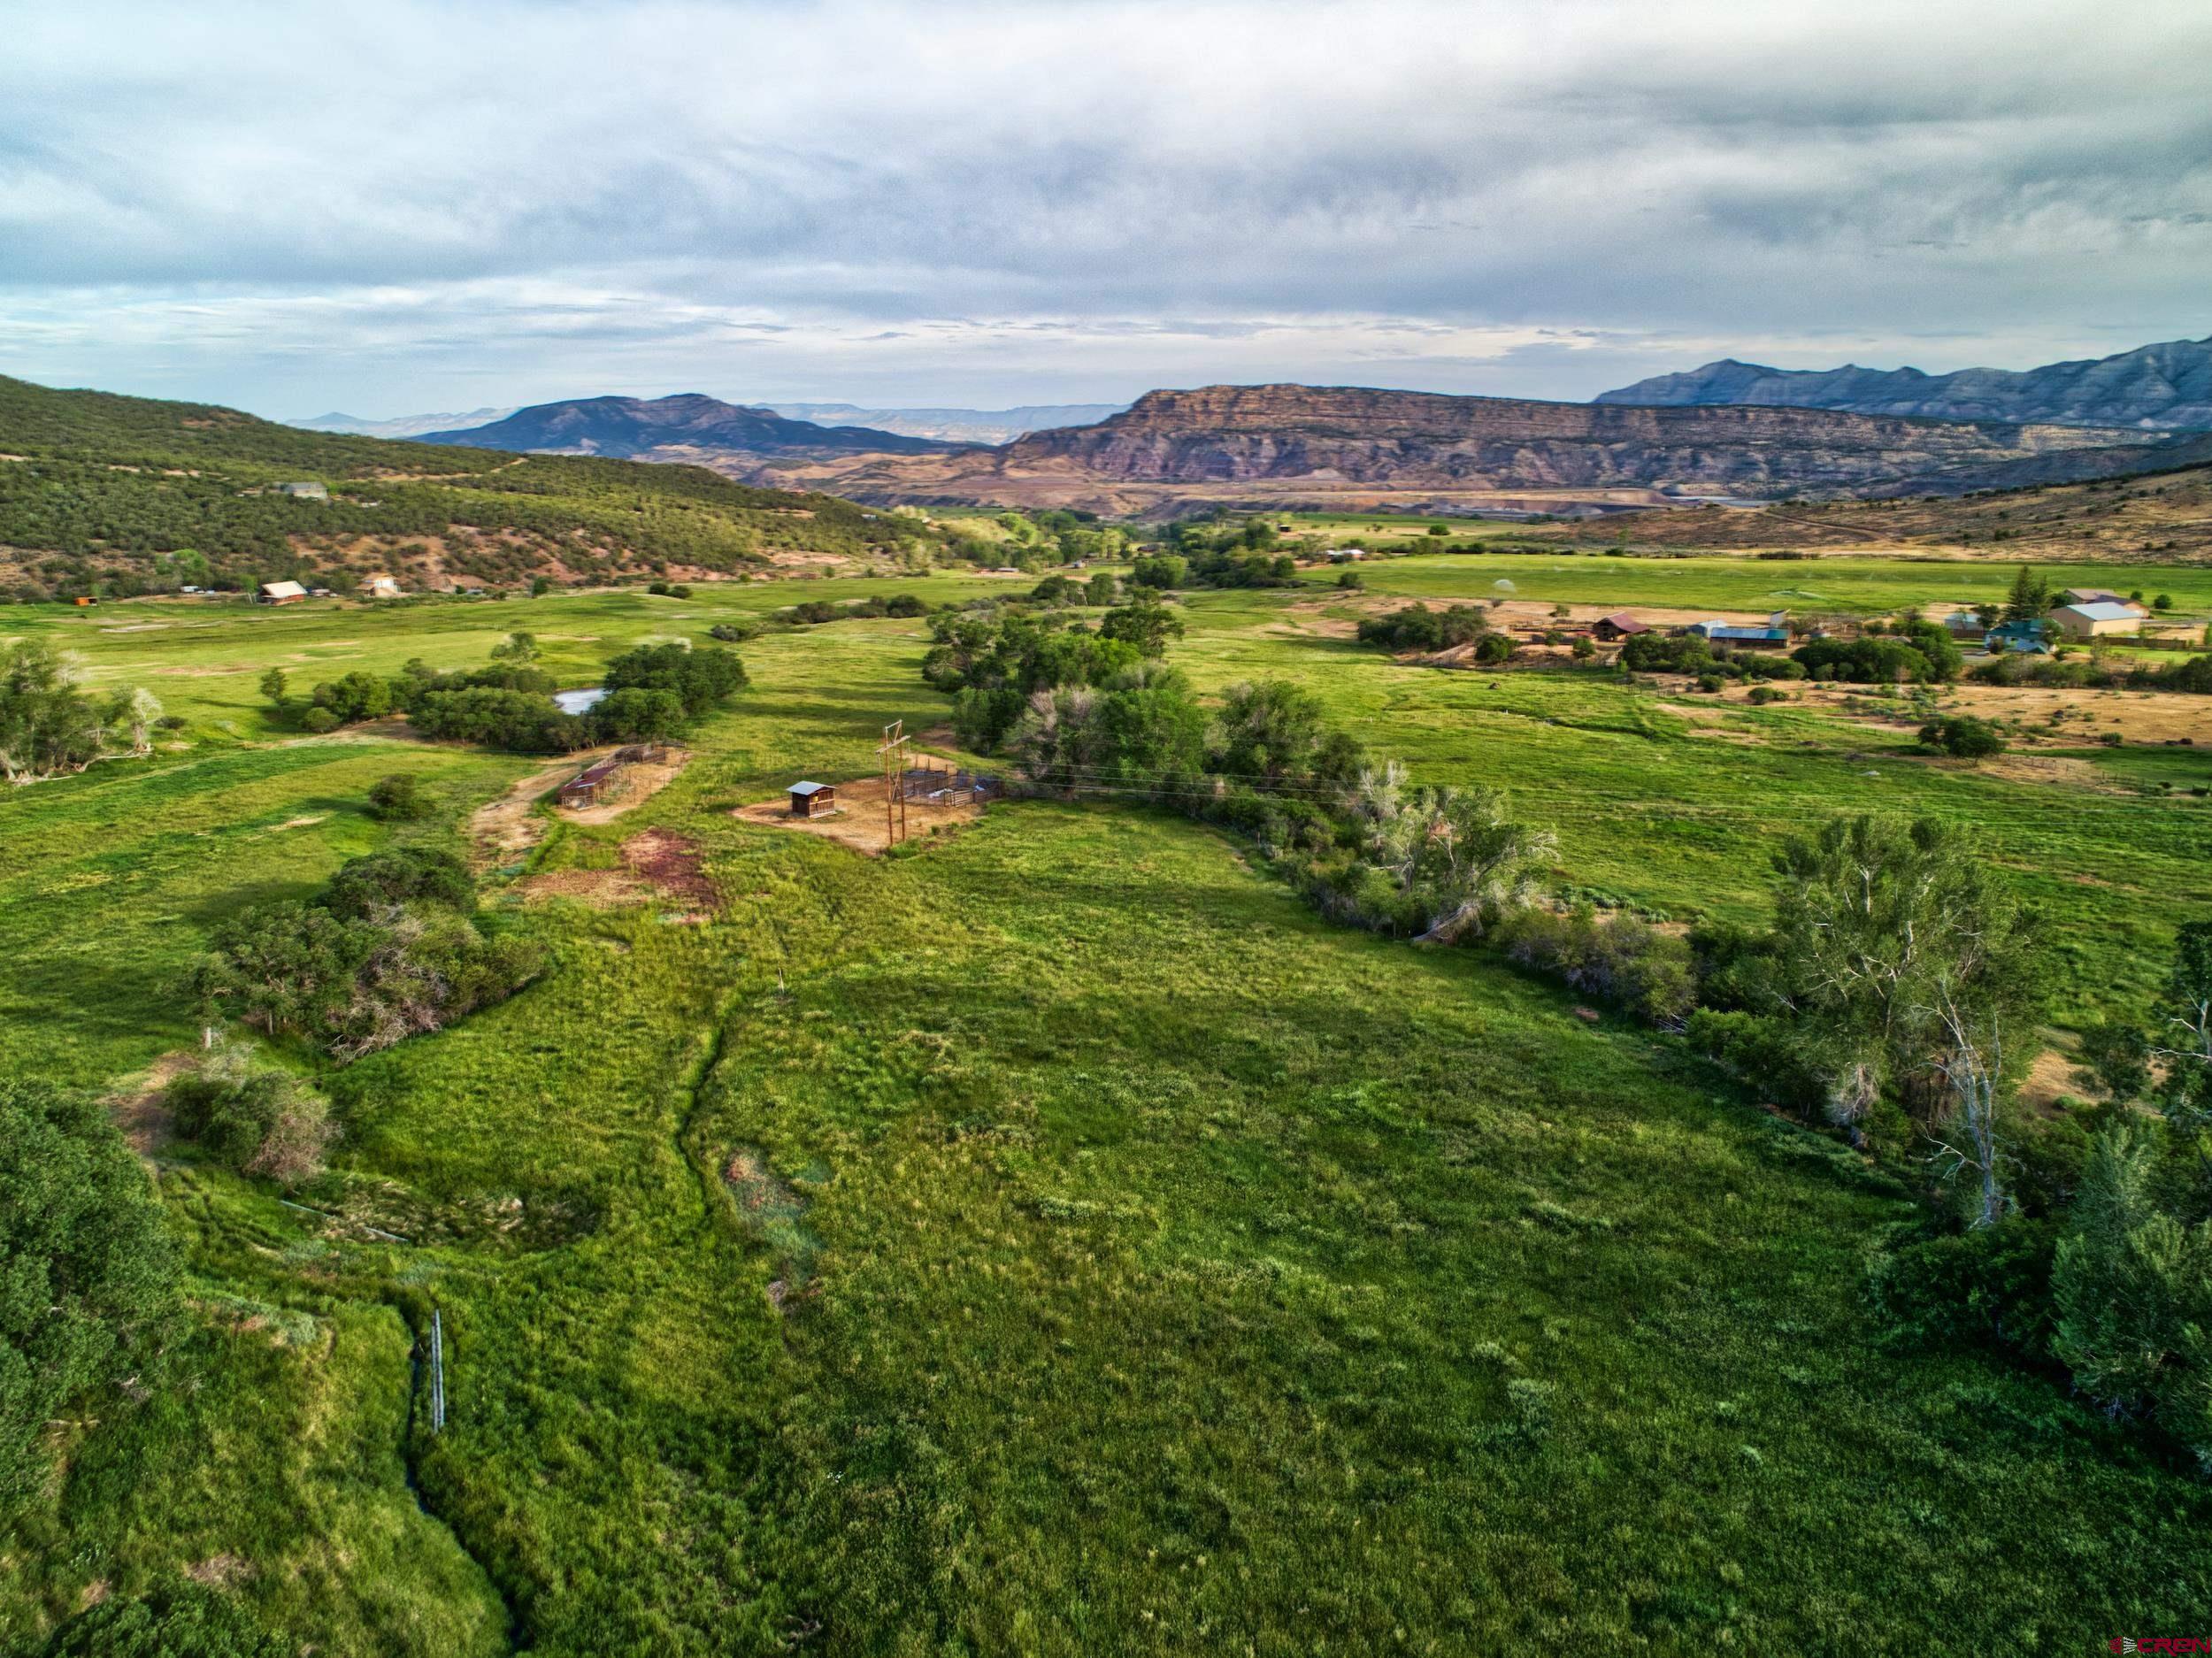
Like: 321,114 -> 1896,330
0,641 -> 105,781
1352,764 -> 1555,944
1770,816 -> 2046,1217
105,687 -> 163,756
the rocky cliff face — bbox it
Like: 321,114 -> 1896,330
1598,336 -> 2212,431
992,384 -> 2149,495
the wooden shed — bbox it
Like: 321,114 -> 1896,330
1592,612 -> 1647,641
788,780 -> 836,818
559,755 -> 625,808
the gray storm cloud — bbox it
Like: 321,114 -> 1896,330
1,0 -> 2206,414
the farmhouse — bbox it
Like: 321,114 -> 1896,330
257,580 -> 309,604
276,481 -> 328,500
2050,601 -> 2146,641
1939,608 -> 1989,635
1984,619 -> 2051,654
1591,612 -> 1647,641
788,780 -> 836,818
362,573 -> 402,598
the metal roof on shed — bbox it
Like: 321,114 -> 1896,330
788,780 -> 832,795
2053,601 -> 2140,623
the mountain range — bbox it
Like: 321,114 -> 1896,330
1598,335 -> 2212,431
289,407 -> 518,439
415,394 -> 954,459
755,383 -> 2177,514
293,400 -> 1120,447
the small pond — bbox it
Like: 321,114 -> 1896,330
554,687 -> 606,716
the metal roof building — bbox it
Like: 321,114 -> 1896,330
2050,601 -> 2147,640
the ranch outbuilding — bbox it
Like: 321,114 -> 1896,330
788,780 -> 837,818
2049,601 -> 2146,641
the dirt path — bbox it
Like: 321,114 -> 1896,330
469,748 -> 617,869
106,1050 -> 198,1155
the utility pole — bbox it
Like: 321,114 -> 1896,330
877,719 -> 910,846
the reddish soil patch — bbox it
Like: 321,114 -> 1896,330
621,829 -> 718,910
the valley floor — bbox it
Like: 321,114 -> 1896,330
4,567 -> 2210,1653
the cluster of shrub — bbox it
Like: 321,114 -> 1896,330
1026,572 -> 1122,607
165,1041 -> 335,1187
1148,517 -> 1303,587
1793,619 -> 1963,684
778,592 -> 933,625
1355,602 -> 1509,658
280,634 -> 747,751
1972,649 -> 2212,696
922,594 -> 1189,752
954,509 -> 1133,572
189,845 -> 544,1062
0,638 -> 172,781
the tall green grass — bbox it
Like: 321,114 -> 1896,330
4,573 -> 2210,1653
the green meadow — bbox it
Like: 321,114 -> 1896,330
6,562 -> 2212,1653
1342,549 -> 2212,619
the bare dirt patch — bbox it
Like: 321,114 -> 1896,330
733,773 -> 986,856
558,748 -> 691,825
1975,754 -> 2124,792
185,1554 -> 253,1590
106,1051 -> 196,1155
1938,683 -> 2212,747
2020,1046 -> 2085,1113
1771,679 -> 2212,749
512,867 -> 649,909
470,748 -> 618,869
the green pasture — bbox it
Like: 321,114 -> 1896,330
6,578 -> 2212,1652
1333,549 -> 2212,619
1,577 -> 1012,736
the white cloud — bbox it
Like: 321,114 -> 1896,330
1,0 -> 2206,412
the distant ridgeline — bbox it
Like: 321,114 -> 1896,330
0,374 -> 967,599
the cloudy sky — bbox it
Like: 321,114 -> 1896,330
3,0 -> 2208,419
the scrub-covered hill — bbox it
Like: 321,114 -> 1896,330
0,375 -> 967,599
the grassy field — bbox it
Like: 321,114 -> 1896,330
6,567 -> 2212,1653
1337,549 -> 2212,620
